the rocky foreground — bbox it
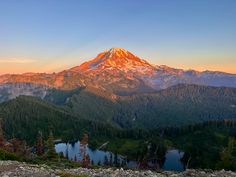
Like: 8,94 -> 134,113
0,161 -> 236,177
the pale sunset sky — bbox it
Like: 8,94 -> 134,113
0,0 -> 236,74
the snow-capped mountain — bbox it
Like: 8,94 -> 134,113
0,47 -> 236,96
70,48 -> 154,72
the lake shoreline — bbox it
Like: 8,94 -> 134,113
55,140 -> 185,171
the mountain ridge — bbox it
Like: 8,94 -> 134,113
1,84 -> 236,131
0,47 -> 236,96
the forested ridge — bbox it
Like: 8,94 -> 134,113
61,84 -> 236,128
1,84 -> 236,143
0,96 -> 120,144
0,84 -> 236,170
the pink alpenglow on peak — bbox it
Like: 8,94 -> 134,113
0,47 -> 235,94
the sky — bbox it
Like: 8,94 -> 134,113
0,0 -> 236,74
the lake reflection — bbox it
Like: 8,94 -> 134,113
55,141 -> 184,171
55,141 -> 123,165
163,149 -> 185,171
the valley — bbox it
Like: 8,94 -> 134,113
0,48 -> 236,172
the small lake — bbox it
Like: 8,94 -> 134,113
55,141 -> 184,171
55,141 -> 123,165
163,149 -> 185,171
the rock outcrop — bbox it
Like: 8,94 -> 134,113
0,161 -> 236,177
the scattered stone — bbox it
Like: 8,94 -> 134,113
0,160 -> 236,177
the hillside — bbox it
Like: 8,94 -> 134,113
1,84 -> 236,144
114,84 -> 236,128
3,84 -> 236,174
48,84 -> 236,128
0,96 -> 117,144
1,87 -> 236,171
1,84 -> 236,141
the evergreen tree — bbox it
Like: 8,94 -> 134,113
0,120 -> 5,147
217,137 -> 236,170
65,144 -> 69,160
80,133 -> 90,167
74,155 -> 77,162
11,138 -> 21,153
113,152 -> 118,166
46,131 -> 57,159
121,159 -> 126,167
97,160 -> 101,166
104,155 -> 109,166
109,153 -> 113,166
36,131 -> 44,156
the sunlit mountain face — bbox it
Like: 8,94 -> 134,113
0,47 -> 236,97
1,48 -> 236,129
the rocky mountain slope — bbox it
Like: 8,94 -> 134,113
0,83 -> 49,103
0,47 -> 236,135
0,47 -> 236,97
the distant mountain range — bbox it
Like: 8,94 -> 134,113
0,47 -> 236,98
0,48 -> 236,139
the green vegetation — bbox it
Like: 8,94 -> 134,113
31,157 -> 82,169
61,84 -> 236,128
46,131 -> 57,159
0,84 -> 236,170
44,88 -> 83,105
169,123 -> 236,170
1,84 -> 236,144
0,95 -> 119,144
66,88 -> 119,126
1,115 -> 236,170
0,148 -> 21,161
114,84 -> 236,128
58,172 -> 88,177
89,137 -> 146,159
217,137 -> 236,170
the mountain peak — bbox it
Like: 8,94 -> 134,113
1,47 -> 236,94
71,47 -> 153,72
103,47 -> 135,59
108,47 -> 127,53
106,47 -> 132,56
